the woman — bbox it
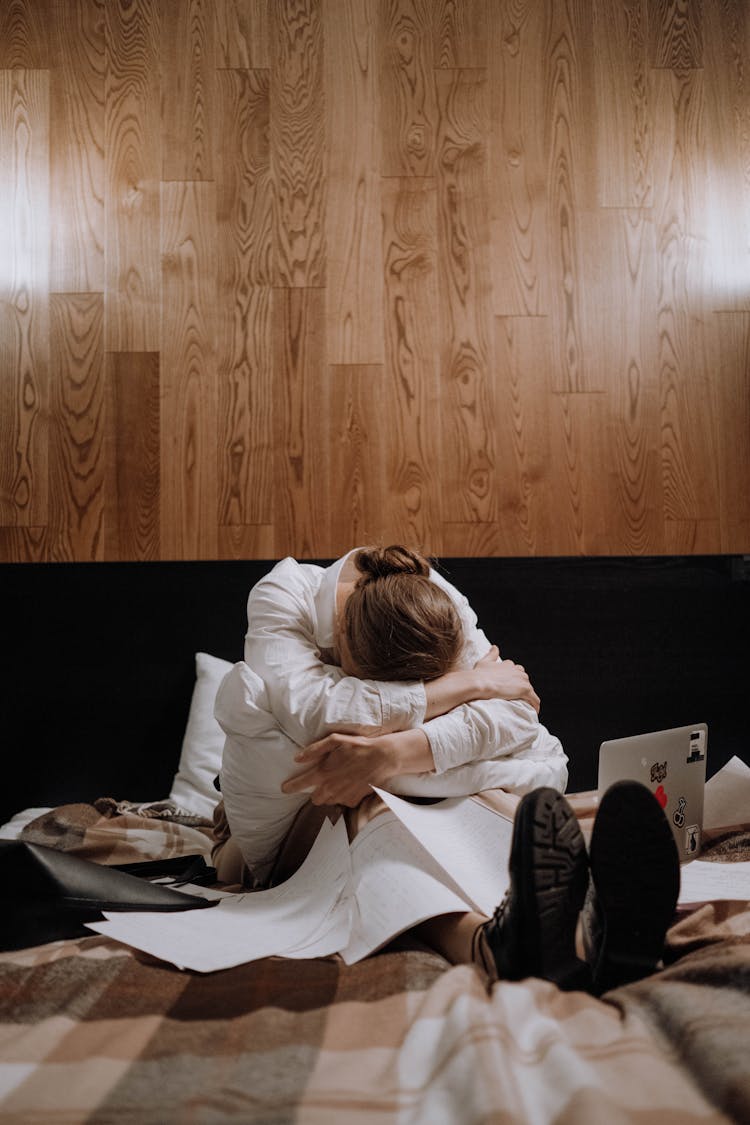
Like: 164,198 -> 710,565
213,545 -> 680,992
214,545 -> 567,887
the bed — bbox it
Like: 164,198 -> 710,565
2,556 -> 749,1123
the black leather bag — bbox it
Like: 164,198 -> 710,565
1,840 -> 218,951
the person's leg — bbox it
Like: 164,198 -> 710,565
412,912 -> 495,977
413,788 -> 590,990
582,779 -> 680,995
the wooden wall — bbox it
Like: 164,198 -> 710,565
0,0 -> 748,562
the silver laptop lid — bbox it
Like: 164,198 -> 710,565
597,724 -> 708,862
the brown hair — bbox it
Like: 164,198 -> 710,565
342,546 -> 463,681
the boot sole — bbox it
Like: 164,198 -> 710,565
512,788 -> 591,991
588,780 -> 680,994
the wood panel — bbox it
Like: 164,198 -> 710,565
0,68 -> 49,529
161,0 -> 214,181
160,181 -> 218,560
0,0 -> 49,69
216,69 -> 274,529
489,0 -> 549,316
215,0 -> 270,69
273,287 -> 331,557
379,0 -> 436,177
652,67 -> 720,534
104,0 -> 160,351
325,0 -> 384,364
580,208 -> 664,554
648,0 -> 703,68
49,0 -> 105,293
702,0 -> 750,311
48,293 -> 104,560
594,0 -> 652,208
328,366 -> 388,549
381,177 -> 442,553
714,312 -> 750,551
271,0 -> 326,287
104,351 -> 160,560
435,67 -> 496,523
1,0 -> 748,562
492,316 -> 566,556
545,0 -> 597,391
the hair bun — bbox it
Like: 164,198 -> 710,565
354,545 -> 430,584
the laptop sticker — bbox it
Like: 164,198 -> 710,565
687,728 -> 706,764
651,761 -> 667,784
673,797 -> 686,828
685,825 -> 700,854
654,785 -> 668,809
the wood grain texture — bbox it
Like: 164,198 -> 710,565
493,315 -> 567,555
713,312 -> 750,551
215,69 -> 273,529
162,0 -> 214,181
48,293 -> 104,560
160,181 -> 218,560
104,351 -> 160,560
580,208 -> 664,554
216,0 -> 270,69
436,67 -> 495,524
434,0 -> 487,68
545,0 -> 596,391
648,0 -> 703,68
489,0 -> 549,317
0,0 -> 49,68
594,0 -> 652,208
0,69 -> 49,529
380,0 -> 436,177
104,0 -> 160,350
49,0 -> 105,293
328,366 -> 388,550
325,0 -> 384,364
0,0 -> 748,561
273,287 -> 331,557
703,0 -> 750,311
381,177 -> 442,554
652,68 -> 719,531
271,0 -> 326,287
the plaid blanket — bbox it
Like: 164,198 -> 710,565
1,802 -> 749,1124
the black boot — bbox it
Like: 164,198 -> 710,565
582,779 -> 680,995
481,788 -> 591,991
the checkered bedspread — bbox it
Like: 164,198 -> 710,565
2,801 -> 749,1124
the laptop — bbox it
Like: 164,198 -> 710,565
597,724 -> 707,862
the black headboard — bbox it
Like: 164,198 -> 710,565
3,555 -> 748,825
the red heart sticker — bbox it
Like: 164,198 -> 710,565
654,785 -> 668,809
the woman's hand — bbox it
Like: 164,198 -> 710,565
474,645 -> 541,713
281,728 -> 434,807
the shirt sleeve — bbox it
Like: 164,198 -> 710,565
243,558 -> 427,747
420,567 -> 551,773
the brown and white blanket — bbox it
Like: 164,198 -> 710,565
1,800 -> 749,1124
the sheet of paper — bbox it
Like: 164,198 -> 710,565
704,755 -> 750,830
340,810 -> 476,965
679,859 -> 750,905
87,816 -> 352,971
373,788 -> 513,916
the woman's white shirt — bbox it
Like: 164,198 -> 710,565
215,554 -> 568,881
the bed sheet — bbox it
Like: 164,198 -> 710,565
1,800 -> 749,1124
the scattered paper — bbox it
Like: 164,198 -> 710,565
374,788 -> 513,916
87,815 -> 352,971
704,755 -> 750,830
340,811 -> 476,964
679,860 -> 750,905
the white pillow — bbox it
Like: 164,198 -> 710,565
169,652 -> 234,818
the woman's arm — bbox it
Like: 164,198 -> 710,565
281,727 -> 434,808
244,559 -> 427,745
